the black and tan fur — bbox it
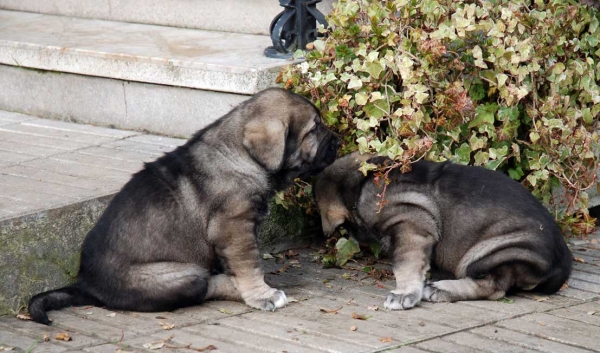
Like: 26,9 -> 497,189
28,88 -> 340,324
314,152 -> 572,309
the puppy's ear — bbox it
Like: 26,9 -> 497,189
243,118 -> 288,172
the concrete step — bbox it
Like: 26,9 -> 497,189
0,111 -> 316,315
0,0 -> 335,35
0,9 -> 297,136
0,10 -> 289,94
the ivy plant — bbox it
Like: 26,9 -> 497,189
279,0 -> 600,236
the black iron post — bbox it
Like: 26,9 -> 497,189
264,0 -> 328,58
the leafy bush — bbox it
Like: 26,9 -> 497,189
279,0 -> 600,236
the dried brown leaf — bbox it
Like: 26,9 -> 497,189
532,295 -> 550,302
55,333 -> 72,341
574,257 -> 586,263
155,315 -> 167,319
379,337 -> 393,343
160,322 -> 175,330
351,312 -> 371,320
16,314 -> 32,321
350,326 -> 357,331
43,334 -> 50,342
320,307 -> 343,314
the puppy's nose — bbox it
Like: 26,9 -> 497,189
330,136 -> 340,151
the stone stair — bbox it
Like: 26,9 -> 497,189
0,0 -> 334,136
0,0 -> 334,35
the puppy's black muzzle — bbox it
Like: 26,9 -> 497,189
310,130 -> 340,175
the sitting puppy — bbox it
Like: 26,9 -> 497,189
29,88 -> 340,324
314,152 -> 572,310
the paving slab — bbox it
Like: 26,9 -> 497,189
470,325 -> 594,353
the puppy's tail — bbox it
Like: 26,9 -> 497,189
28,285 -> 99,325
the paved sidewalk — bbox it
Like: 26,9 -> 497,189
0,111 -> 599,352
0,110 -> 185,220
1,234 -> 600,353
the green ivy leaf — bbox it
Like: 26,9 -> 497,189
335,237 -> 361,267
369,242 -> 382,259
508,166 -> 524,180
455,143 -> 472,164
469,103 -> 498,128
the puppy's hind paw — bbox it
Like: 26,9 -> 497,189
384,289 -> 421,310
244,289 -> 288,311
422,282 -> 452,302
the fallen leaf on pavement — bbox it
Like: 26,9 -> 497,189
367,306 -> 379,311
194,345 -> 217,352
143,342 -> 164,350
379,337 -> 393,343
532,295 -> 549,302
287,297 -> 308,303
262,253 -> 275,259
574,257 -> 586,263
56,333 -> 72,341
218,308 -> 233,314
160,322 -> 175,330
351,312 -> 371,320
587,311 -> 597,315
77,306 -> 93,310
560,283 -> 569,291
16,314 -> 32,321
0,347 -> 15,351
155,316 -> 167,319
106,313 -> 116,317
497,297 -> 514,304
320,307 -> 343,314
538,321 -> 546,326
43,334 -> 49,342
350,326 -> 357,331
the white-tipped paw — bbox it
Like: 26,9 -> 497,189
422,282 -> 452,302
244,288 -> 288,311
384,288 -> 422,310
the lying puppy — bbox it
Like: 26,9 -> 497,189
314,152 -> 572,309
29,88 -> 340,324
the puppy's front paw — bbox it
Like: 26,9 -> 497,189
422,282 -> 452,302
384,288 -> 422,310
244,288 -> 288,311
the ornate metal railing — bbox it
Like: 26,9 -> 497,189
264,0 -> 328,58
